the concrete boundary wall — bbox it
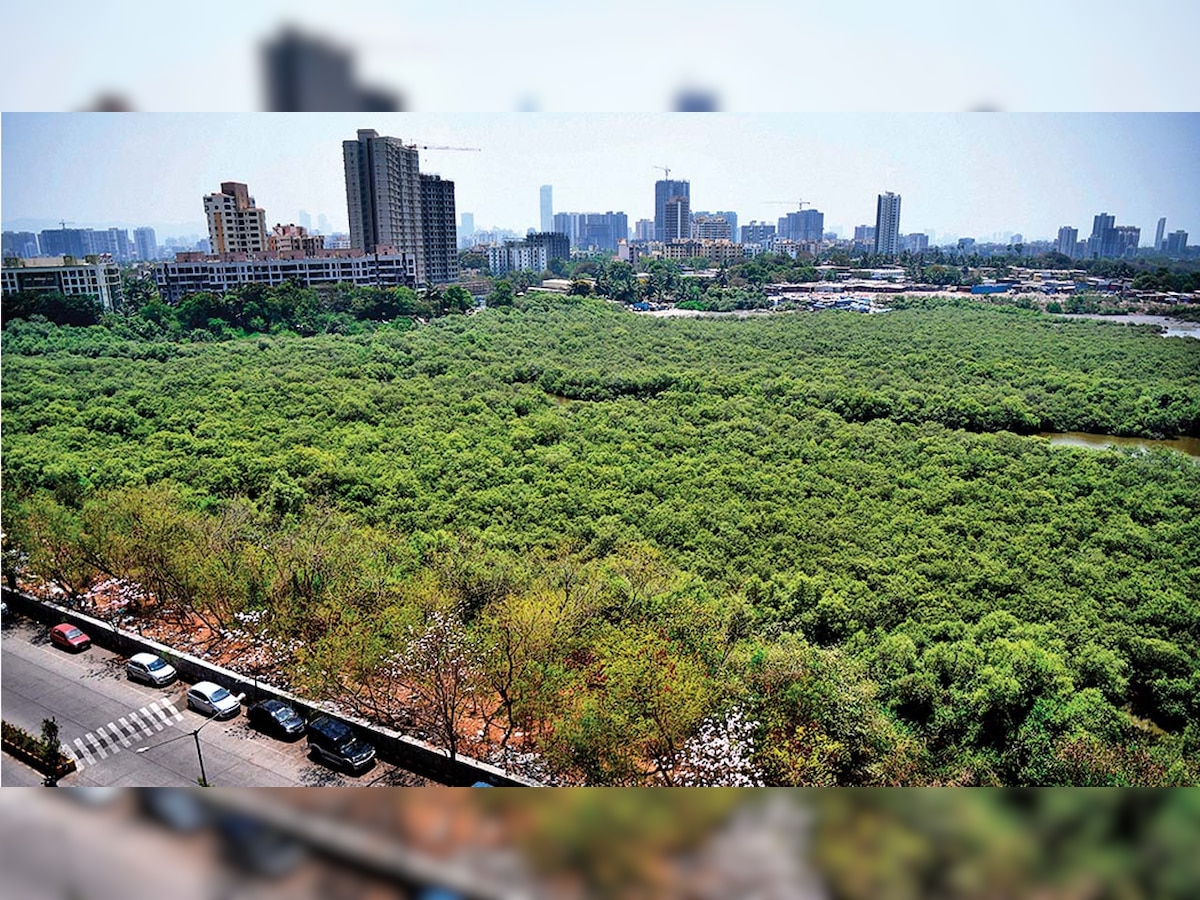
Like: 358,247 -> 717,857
2,587 -> 538,787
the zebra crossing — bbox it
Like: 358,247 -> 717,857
62,698 -> 185,770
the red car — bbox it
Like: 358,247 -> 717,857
50,623 -> 91,651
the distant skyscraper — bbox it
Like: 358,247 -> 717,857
853,225 -> 876,243
740,221 -> 776,244
716,210 -> 739,243
317,213 -> 330,234
691,213 -> 732,241
2,231 -> 40,258
1056,226 -> 1078,258
39,227 -> 95,258
133,227 -> 157,261
654,179 -> 690,241
663,195 -> 691,242
540,185 -> 553,234
1165,230 -> 1188,255
634,219 -> 655,242
460,212 -> 475,238
1089,212 -> 1115,258
299,210 -> 313,231
874,192 -> 901,255
204,181 -> 268,254
1155,217 -> 1167,251
778,209 -> 824,242
553,212 -> 628,251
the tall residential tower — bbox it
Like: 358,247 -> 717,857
203,181 -> 268,254
874,192 -> 901,256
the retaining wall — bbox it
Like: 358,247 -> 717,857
2,586 -> 538,787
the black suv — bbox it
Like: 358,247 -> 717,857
305,715 -> 376,773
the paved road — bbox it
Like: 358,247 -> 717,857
1,614 -> 431,787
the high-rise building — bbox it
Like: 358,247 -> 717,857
133,227 -> 157,261
1089,212 -> 1116,258
420,174 -> 459,284
39,227 -> 94,258
540,185 -> 553,234
663,195 -> 691,242
204,181 -> 268,255
740,221 -> 776,244
853,225 -> 876,246
344,129 -> 422,258
634,219 -> 655,242
460,212 -> 475,238
1165,230 -> 1188,255
874,192 -> 901,255
1055,226 -> 1078,258
552,212 -> 628,252
777,209 -> 824,242
691,214 -> 732,242
1111,226 -> 1140,257
715,211 -> 738,243
654,179 -> 690,241
1155,217 -> 1167,252
3,231 -> 41,259
903,233 -> 929,253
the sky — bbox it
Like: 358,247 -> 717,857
2,113 -> 1198,244
0,1 -> 1197,114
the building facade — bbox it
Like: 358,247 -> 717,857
634,219 -> 656,242
540,185 -> 553,234
778,209 -> 825,243
487,231 -> 569,275
663,196 -> 691,242
740,221 -> 776,244
1165,230 -> 1188,255
1056,226 -> 1078,258
268,223 -> 325,255
2,256 -> 122,310
2,231 -> 40,259
692,214 -> 732,242
420,174 -> 459,283
133,227 -> 158,261
654,179 -> 691,241
874,192 -> 901,256
154,250 -> 418,302
1155,217 -> 1167,252
204,182 -> 268,255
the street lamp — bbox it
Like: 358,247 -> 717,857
136,694 -> 244,787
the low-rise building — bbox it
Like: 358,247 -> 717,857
1,255 -> 122,310
153,249 -> 419,302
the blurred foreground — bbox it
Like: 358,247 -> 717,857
1,2 -> 1196,112
1,787 -> 1197,898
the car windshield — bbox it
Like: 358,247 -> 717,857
147,658 -> 167,670
65,628 -> 83,639
210,687 -> 231,702
273,708 -> 293,721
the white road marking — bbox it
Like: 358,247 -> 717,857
84,732 -> 108,760
73,738 -> 96,766
139,707 -> 164,732
112,719 -> 133,747
147,701 -> 172,727
95,726 -> 120,755
128,711 -> 154,737
162,698 -> 185,722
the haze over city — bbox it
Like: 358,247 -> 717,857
3,113 -> 1197,246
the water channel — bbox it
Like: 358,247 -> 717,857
1038,432 -> 1200,458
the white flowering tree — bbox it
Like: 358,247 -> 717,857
389,604 -> 484,766
665,705 -> 765,787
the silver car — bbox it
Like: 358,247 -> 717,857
186,681 -> 241,719
126,652 -> 177,686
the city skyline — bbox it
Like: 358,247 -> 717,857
2,113 -> 1198,247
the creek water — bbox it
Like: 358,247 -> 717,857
1038,432 -> 1200,458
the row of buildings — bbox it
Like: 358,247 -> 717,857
3,226 -> 159,263
1055,214 -> 1188,260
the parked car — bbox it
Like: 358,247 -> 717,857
247,699 -> 305,740
138,788 -> 212,832
305,715 -> 376,774
185,681 -> 241,719
215,812 -> 308,877
126,652 -> 178,686
50,623 -> 91,651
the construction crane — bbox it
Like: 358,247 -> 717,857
653,165 -> 672,180
764,199 -> 811,211
403,142 -> 480,152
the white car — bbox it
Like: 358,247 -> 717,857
126,652 -> 177,686
185,681 -> 241,719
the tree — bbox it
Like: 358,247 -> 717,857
391,604 -> 483,766
487,280 -> 515,307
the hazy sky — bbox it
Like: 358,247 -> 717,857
2,113 -> 1197,243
